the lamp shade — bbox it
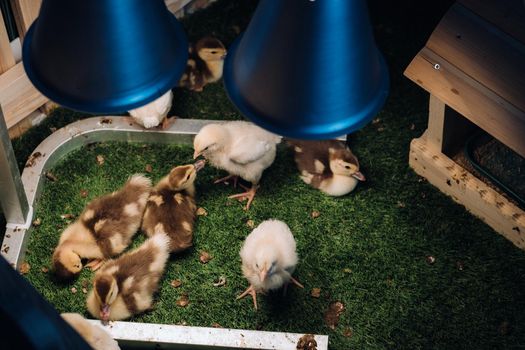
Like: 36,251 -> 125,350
224,0 -> 389,139
22,0 -> 188,113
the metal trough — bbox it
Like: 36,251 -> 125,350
0,116 -> 329,349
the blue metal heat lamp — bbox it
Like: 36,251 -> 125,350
224,0 -> 390,139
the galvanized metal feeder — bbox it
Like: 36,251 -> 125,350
0,115 -> 329,349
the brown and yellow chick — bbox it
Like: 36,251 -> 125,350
52,174 -> 151,280
179,36 -> 227,92
288,140 -> 365,196
61,313 -> 120,350
86,233 -> 170,323
141,160 -> 205,253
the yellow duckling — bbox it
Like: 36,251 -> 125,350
141,160 -> 205,253
86,233 -> 170,323
288,140 -> 365,196
179,36 -> 227,92
52,175 -> 151,280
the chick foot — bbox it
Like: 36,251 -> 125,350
85,259 -> 104,271
228,184 -> 259,210
237,284 -> 258,310
214,174 -> 239,188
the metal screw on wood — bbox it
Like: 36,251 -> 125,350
433,63 -> 441,70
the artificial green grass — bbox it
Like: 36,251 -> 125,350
12,0 -> 525,349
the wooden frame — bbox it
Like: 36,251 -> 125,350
405,0 -> 525,249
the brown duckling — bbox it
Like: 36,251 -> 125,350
86,233 -> 170,323
179,36 -> 227,92
52,174 -> 151,280
287,140 -> 365,196
141,160 -> 205,253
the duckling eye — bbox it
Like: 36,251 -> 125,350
344,165 -> 351,169
210,50 -> 217,54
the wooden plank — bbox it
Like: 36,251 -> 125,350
426,3 -> 525,113
410,133 -> 525,250
10,0 -> 41,40
425,95 -> 446,152
0,62 -> 47,128
0,12 -> 16,74
404,48 -> 525,157
459,0 -> 525,43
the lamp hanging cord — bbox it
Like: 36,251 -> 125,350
464,132 -> 525,208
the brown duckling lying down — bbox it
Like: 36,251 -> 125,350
179,36 -> 227,92
52,174 -> 151,280
287,140 -> 365,196
86,232 -> 170,323
142,160 -> 206,253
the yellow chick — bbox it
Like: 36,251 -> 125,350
179,36 -> 227,92
52,174 -> 151,280
142,160 -> 205,253
128,90 -> 173,129
193,121 -> 281,210
86,233 -> 170,323
287,140 -> 365,196
237,219 -> 303,310
61,313 -> 120,350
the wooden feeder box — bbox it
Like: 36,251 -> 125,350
404,0 -> 525,248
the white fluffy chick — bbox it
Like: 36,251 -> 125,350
128,90 -> 173,129
61,313 -> 120,350
238,219 -> 303,310
193,121 -> 281,210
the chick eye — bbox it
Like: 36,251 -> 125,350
211,51 -> 217,54
344,165 -> 351,169
255,263 -> 259,268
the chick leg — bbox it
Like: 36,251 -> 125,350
237,285 -> 258,310
228,184 -> 259,210
290,276 -> 304,289
85,259 -> 104,271
283,276 -> 304,296
161,116 -> 177,130
214,174 -> 239,188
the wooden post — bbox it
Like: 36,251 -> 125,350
9,0 -> 41,41
0,12 -> 16,74
425,94 -> 446,152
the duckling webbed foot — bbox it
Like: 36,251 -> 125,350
228,184 -> 259,210
85,259 -> 104,271
237,284 -> 258,310
214,174 -> 239,188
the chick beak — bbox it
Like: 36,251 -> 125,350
352,171 -> 366,181
194,159 -> 206,172
259,268 -> 268,282
193,150 -> 202,159
100,304 -> 110,324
